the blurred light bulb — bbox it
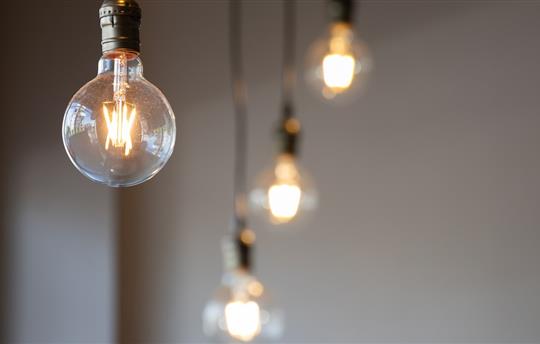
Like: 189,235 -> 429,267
62,51 -> 176,187
203,268 -> 283,342
268,184 -> 301,221
322,23 -> 357,93
225,300 -> 261,342
267,156 -> 302,223
250,154 -> 318,227
306,22 -> 372,101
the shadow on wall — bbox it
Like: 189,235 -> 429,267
0,140 -> 10,342
0,9 -> 14,338
0,1 -> 115,343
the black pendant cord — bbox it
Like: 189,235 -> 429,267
277,0 -> 300,157
281,0 -> 296,120
229,0 -> 249,237
229,0 -> 253,271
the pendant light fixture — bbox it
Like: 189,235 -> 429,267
305,0 -> 372,101
249,0 -> 318,227
62,0 -> 176,187
202,1 -> 283,341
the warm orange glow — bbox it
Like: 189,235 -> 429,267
321,23 -> 357,95
224,301 -> 261,342
240,228 -> 256,245
322,53 -> 356,90
103,102 -> 136,156
267,154 -> 302,223
247,281 -> 264,298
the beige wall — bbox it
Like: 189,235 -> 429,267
2,1 -> 540,343
0,1 -> 115,342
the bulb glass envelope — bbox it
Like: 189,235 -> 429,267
203,268 -> 284,342
305,22 -> 372,102
250,154 -> 318,228
62,52 -> 176,187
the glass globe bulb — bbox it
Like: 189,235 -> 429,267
305,22 -> 372,102
250,153 -> 318,227
62,51 -> 176,187
203,268 -> 283,342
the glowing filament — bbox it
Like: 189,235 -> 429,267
322,53 -> 356,90
103,103 -> 136,156
267,155 -> 302,223
321,23 -> 357,95
268,184 -> 301,222
224,301 -> 261,342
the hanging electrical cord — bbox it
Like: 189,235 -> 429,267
281,0 -> 296,119
230,0 -> 248,229
278,0 -> 301,156
228,0 -> 253,270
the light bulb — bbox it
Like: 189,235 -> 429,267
267,155 -> 302,223
268,184 -> 302,221
250,153 -> 318,227
62,0 -> 176,187
306,22 -> 372,101
225,300 -> 261,341
62,51 -> 175,187
203,268 -> 283,342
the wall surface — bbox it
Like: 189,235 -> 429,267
1,0 -> 540,343
0,1 -> 116,343
119,0 -> 540,343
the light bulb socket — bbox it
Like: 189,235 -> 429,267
276,105 -> 301,156
99,0 -> 141,54
328,0 -> 354,24
222,227 -> 253,272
